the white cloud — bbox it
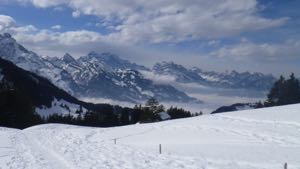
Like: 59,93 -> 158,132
140,70 -> 176,84
72,10 -> 80,18
0,15 -> 38,34
0,15 -> 164,60
15,30 -> 102,45
208,40 -> 221,46
26,0 -> 67,8
53,6 -> 64,11
0,14 -> 112,57
17,0 -> 289,44
211,40 -> 300,61
0,15 -> 15,32
11,29 -> 112,57
51,25 -> 61,30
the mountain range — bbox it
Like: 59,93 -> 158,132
153,61 -> 276,91
0,33 -> 277,104
0,33 -> 197,103
47,52 -> 197,103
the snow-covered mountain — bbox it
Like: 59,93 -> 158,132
153,61 -> 276,91
0,57 -> 88,116
0,33 -> 277,105
0,33 -> 78,94
0,33 -> 198,103
48,52 -> 149,87
47,52 -> 198,103
0,57 -> 151,118
47,52 -> 149,86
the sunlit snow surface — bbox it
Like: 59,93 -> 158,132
1,104 -> 300,169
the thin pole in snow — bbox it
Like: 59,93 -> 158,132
284,163 -> 288,169
159,144 -> 162,154
114,138 -> 117,145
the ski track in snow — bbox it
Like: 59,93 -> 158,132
1,104 -> 300,169
22,125 -> 204,169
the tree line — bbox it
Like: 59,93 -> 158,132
0,84 -> 202,129
45,97 -> 202,127
257,73 -> 300,108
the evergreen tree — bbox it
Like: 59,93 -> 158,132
167,106 -> 192,119
285,73 -> 300,104
146,97 -> 164,113
265,73 -> 300,106
0,88 -> 43,129
266,75 -> 285,106
144,97 -> 165,121
120,108 -> 130,125
255,101 -> 264,108
145,97 -> 159,113
139,107 -> 156,123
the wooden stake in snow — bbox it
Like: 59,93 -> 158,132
159,144 -> 162,154
284,163 -> 288,169
114,138 -> 117,145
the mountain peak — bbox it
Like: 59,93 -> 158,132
0,33 -> 31,57
87,51 -> 120,60
0,33 -> 16,44
82,51 -> 148,71
191,66 -> 202,72
159,61 -> 175,65
0,33 -> 12,39
87,51 -> 99,56
153,61 -> 187,72
62,53 -> 76,63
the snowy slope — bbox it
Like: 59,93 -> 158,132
1,104 -> 300,169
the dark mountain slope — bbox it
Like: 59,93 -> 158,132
0,56 -> 119,115
0,56 -> 82,108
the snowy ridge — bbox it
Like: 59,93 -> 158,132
0,33 -> 75,93
1,104 -> 300,169
47,52 -> 199,103
153,61 -> 276,91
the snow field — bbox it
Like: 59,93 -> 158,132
1,104 -> 300,169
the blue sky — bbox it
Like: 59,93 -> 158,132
0,0 -> 299,75
0,3 -> 103,32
